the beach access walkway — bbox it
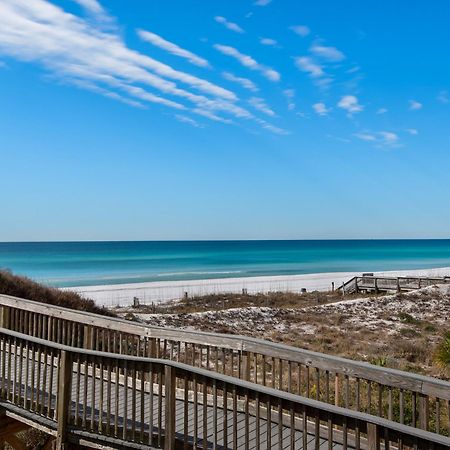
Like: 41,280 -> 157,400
339,275 -> 450,295
0,294 -> 450,449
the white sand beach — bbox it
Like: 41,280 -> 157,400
66,266 -> 450,307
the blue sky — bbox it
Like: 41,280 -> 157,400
0,0 -> 449,241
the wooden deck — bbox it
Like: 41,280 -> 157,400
1,294 -> 450,449
339,275 -> 450,295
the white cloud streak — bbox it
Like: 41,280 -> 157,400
214,44 -> 280,82
338,95 -> 363,113
312,102 -> 329,116
290,25 -> 310,37
0,0 -> 288,136
137,29 -> 210,67
249,97 -> 275,116
409,100 -> 422,110
283,89 -> 295,110
354,131 -> 400,148
222,72 -> 258,92
260,38 -> 277,46
214,16 -> 244,34
175,114 -> 204,128
438,90 -> 449,104
254,0 -> 272,5
295,57 -> 323,77
310,44 -> 345,62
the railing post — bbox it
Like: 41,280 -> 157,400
0,306 -> 10,329
418,394 -> 429,430
367,423 -> 380,450
83,325 -> 93,350
242,352 -> 250,381
164,365 -> 176,450
56,350 -> 72,449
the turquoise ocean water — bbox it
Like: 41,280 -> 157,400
0,240 -> 450,288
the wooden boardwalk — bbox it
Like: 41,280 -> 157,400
0,339 -> 347,449
1,294 -> 450,449
339,274 -> 450,295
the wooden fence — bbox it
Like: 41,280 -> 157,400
1,294 -> 450,445
339,276 -> 450,295
1,327 -> 450,449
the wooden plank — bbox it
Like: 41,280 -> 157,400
56,350 -> 72,449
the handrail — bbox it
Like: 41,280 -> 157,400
0,293 -> 448,396
1,293 -> 450,436
1,327 -> 449,449
339,275 -> 450,294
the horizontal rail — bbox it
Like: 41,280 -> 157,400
1,293 -> 450,436
340,275 -> 450,294
1,327 -> 450,449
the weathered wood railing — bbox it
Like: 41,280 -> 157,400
340,275 -> 450,295
1,327 -> 450,449
1,293 -> 450,438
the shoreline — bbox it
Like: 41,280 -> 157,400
66,266 -> 450,306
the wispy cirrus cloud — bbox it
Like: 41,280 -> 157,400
310,44 -> 345,62
214,44 -> 280,81
283,89 -> 295,110
295,57 -> 323,78
409,100 -> 422,110
175,114 -> 204,128
0,0 -> 288,136
312,102 -> 329,116
437,90 -> 449,104
290,25 -> 310,37
137,29 -> 210,67
338,95 -> 363,114
222,72 -> 259,92
249,97 -> 275,116
254,0 -> 272,6
260,38 -> 277,46
354,130 -> 400,148
376,107 -> 388,114
214,16 -> 244,34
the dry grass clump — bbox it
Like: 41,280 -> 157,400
117,285 -> 450,379
0,270 -> 115,316
121,289 -> 370,315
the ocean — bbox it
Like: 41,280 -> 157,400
0,240 -> 450,288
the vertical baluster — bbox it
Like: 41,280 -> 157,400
278,398 -> 283,450
82,355 -> 88,429
99,360 -> 104,434
149,362 -> 154,446
106,361 -> 112,436
203,377 -> 208,449
223,384 -> 228,449
267,396 -> 272,449
74,354 -> 81,425
213,379 -> 218,450
48,349 -> 55,418
158,367 -> 163,446
183,376 -> 188,449
131,361 -> 136,441
140,363 -> 145,442
123,360 -> 128,440
90,357 -> 96,431
193,373 -> 198,449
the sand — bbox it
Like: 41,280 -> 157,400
65,266 -> 450,307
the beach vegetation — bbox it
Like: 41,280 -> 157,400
435,331 -> 450,371
0,270 -> 115,316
